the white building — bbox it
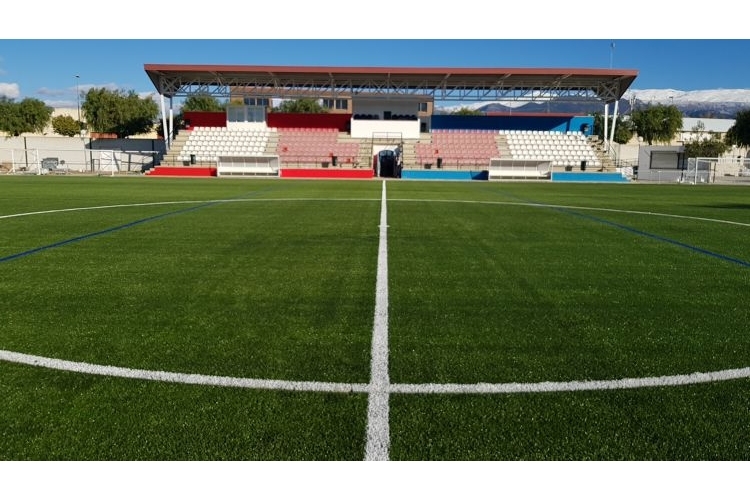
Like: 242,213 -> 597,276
677,117 -> 735,143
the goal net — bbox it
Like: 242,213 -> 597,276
683,157 -> 750,184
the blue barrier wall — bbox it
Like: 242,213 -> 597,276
398,170 -> 627,182
401,170 -> 489,181
568,116 -> 595,135
551,172 -> 629,183
430,115 -> 595,136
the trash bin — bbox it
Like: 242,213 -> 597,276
190,154 -> 196,165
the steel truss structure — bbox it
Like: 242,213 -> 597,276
145,64 -> 639,150
144,64 -> 638,104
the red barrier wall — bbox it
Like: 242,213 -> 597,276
267,113 -> 352,131
280,168 -> 373,179
183,111 -> 227,129
146,166 -> 216,177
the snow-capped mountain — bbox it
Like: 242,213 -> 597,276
624,89 -> 750,105
437,89 -> 750,118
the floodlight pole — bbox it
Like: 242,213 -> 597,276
75,75 -> 81,133
75,75 -> 87,172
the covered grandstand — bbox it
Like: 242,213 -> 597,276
143,64 -> 638,181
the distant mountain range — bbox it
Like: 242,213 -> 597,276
437,89 -> 750,119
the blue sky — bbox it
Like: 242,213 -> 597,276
1,3 -> 747,109
3,39 -> 749,110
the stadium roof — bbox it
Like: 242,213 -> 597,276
144,64 -> 638,105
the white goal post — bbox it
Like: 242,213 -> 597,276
683,157 -> 750,184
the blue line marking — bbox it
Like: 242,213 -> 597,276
1,183 -> 287,265
562,208 -> 750,268
0,202 -> 216,265
490,187 -> 750,269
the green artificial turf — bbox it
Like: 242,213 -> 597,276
1,176 -> 748,460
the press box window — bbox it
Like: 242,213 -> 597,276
244,97 -> 269,107
323,99 -> 348,110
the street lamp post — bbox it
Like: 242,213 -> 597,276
75,75 -> 86,172
75,75 -> 81,135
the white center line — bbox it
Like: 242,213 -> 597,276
364,180 -> 391,461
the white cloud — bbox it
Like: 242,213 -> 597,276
139,91 -> 157,100
36,87 -> 68,97
39,88 -> 164,111
0,82 -> 21,99
43,100 -> 78,108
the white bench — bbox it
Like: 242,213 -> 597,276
488,158 -> 551,180
217,165 -> 278,177
488,168 -> 550,179
216,155 -> 280,177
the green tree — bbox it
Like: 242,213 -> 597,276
451,107 -> 482,116
155,115 -> 185,139
683,138 -> 728,159
0,97 -> 53,136
0,97 -> 18,135
725,108 -> 750,148
592,112 -> 635,144
156,93 -> 227,137
182,93 -> 226,112
162,93 -> 225,136
51,115 -> 81,137
82,88 -> 159,138
274,98 -> 327,113
631,104 -> 683,145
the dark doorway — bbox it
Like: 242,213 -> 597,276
378,150 -> 396,178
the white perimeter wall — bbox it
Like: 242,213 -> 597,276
350,96 -> 424,139
0,137 -> 90,170
350,120 -> 421,140
612,143 -> 640,161
227,122 -> 270,131
0,137 -> 165,172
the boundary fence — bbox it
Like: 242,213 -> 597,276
0,149 -> 160,175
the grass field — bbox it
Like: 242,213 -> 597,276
1,176 -> 749,461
